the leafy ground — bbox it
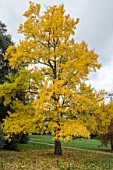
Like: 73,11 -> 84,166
0,142 -> 113,170
30,134 -> 111,151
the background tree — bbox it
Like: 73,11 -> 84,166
0,21 -> 14,148
99,101 -> 113,151
0,21 -> 14,122
3,2 -> 102,155
0,21 -> 18,83
0,21 -> 29,150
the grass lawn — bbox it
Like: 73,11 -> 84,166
0,142 -> 113,170
30,134 -> 111,151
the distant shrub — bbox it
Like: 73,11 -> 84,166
3,133 -> 29,150
3,135 -> 20,151
19,133 -> 29,144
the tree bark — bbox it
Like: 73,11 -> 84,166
110,135 -> 113,151
109,119 -> 113,151
54,140 -> 62,155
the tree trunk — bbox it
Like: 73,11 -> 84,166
54,140 -> 62,155
109,119 -> 113,151
110,135 -> 113,151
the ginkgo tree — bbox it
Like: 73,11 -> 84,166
2,2 -> 103,155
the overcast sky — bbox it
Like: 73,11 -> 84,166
0,0 -> 113,93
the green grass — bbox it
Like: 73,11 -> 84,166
1,142 -> 113,170
18,142 -> 52,151
30,134 -> 53,144
30,134 -> 111,151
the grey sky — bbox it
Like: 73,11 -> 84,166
0,0 -> 113,92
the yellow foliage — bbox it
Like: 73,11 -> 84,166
2,2 -> 107,143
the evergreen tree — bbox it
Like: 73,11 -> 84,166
0,21 -> 14,123
0,21 -> 29,150
0,21 -> 14,84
